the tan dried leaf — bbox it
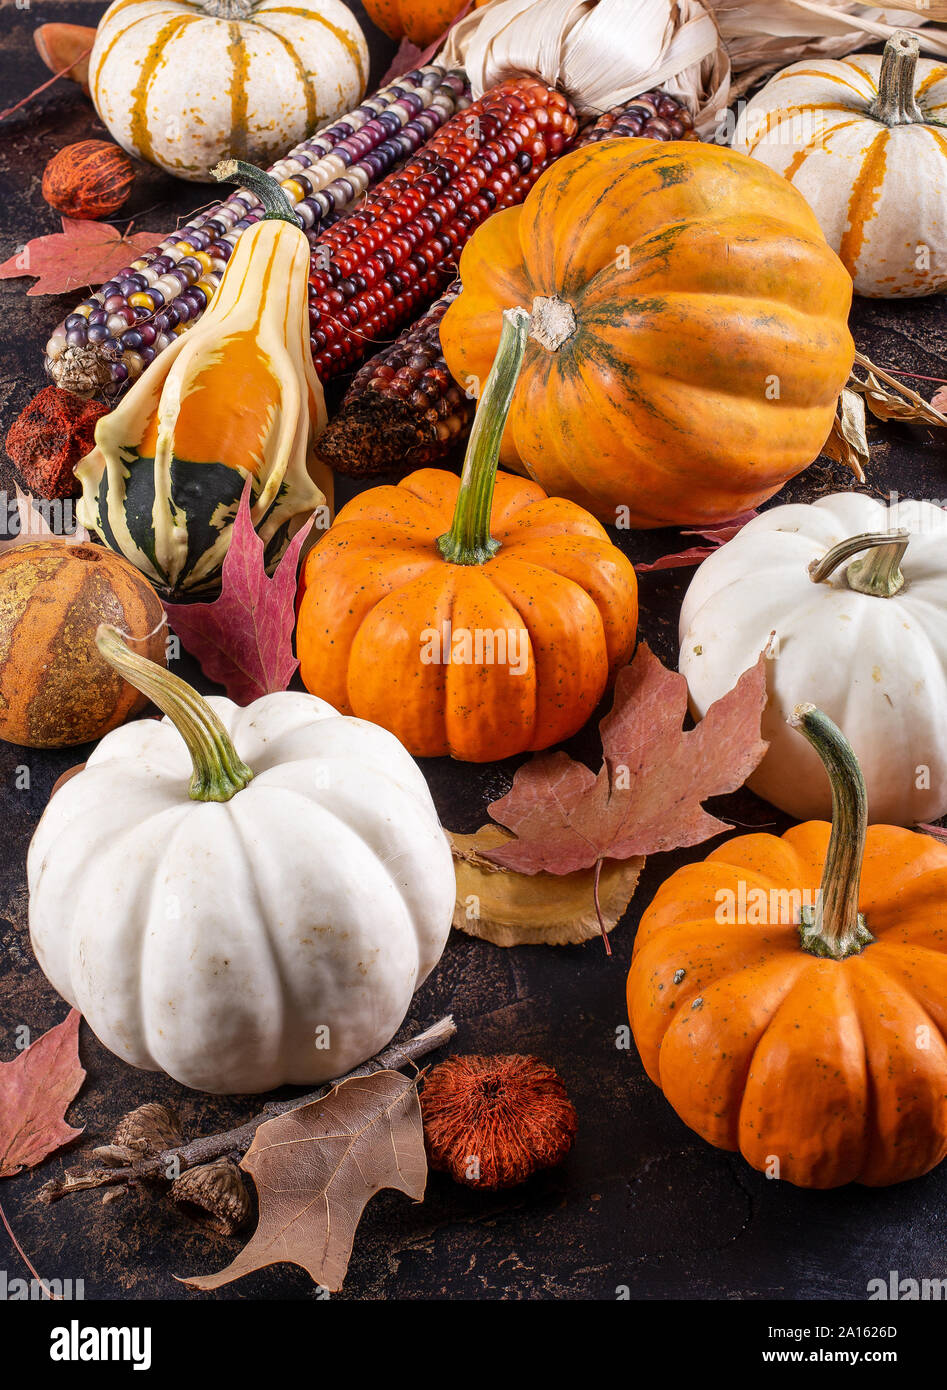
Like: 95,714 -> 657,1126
179,1072 -> 426,1293
450,825 -> 642,946
850,350 -> 947,429
822,387 -> 869,481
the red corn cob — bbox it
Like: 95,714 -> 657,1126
317,89 -> 696,478
317,281 -> 471,477
306,77 -> 577,382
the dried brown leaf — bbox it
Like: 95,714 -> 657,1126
850,351 -> 947,429
179,1072 -> 426,1293
822,387 -> 868,481
450,825 -> 642,946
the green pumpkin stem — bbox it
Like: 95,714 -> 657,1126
808,529 -> 909,597
211,158 -> 301,227
95,624 -> 254,803
789,704 -> 874,960
868,32 -> 925,126
437,307 -> 531,566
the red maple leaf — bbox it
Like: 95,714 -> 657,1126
486,643 -> 769,875
634,510 -> 757,573
164,481 -> 318,705
0,218 -> 160,296
0,1010 -> 85,1179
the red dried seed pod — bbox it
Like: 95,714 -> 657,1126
5,386 -> 109,499
41,140 -> 136,220
421,1054 -> 578,1190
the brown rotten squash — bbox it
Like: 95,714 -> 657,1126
440,139 -> 856,528
297,308 -> 638,762
628,705 -> 947,1189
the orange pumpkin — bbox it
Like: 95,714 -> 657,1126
363,0 -> 467,45
440,139 -> 855,528
297,308 -> 638,761
627,704 -> 947,1189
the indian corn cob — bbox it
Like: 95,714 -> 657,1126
317,282 -> 471,477
575,89 -> 698,145
45,66 -> 470,397
306,77 -> 577,384
316,88 -> 694,475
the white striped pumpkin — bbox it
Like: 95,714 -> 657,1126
90,0 -> 368,181
732,32 -> 947,298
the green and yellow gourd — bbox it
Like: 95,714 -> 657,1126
76,161 -> 330,597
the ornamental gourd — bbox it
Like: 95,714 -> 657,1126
628,706 -> 947,1189
90,0 -> 367,180
732,32 -> 947,297
76,163 -> 329,597
297,308 -> 638,762
439,140 -> 855,528
28,627 -> 455,1095
679,492 -> 947,827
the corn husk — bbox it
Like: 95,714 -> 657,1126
439,0 -> 947,130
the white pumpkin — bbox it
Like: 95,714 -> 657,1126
679,492 -> 947,827
90,0 -> 368,181
732,32 -> 947,297
27,628 -> 454,1094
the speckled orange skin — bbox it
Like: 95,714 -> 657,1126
441,140 -> 855,527
363,0 -> 465,46
296,467 -> 638,761
628,823 -> 947,1189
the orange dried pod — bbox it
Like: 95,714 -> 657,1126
41,140 -> 135,221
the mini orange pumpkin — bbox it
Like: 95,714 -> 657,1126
363,0 -> 471,46
627,704 -> 947,1189
440,139 -> 856,528
297,308 -> 638,761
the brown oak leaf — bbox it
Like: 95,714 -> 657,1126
180,1071 -> 426,1293
0,219 -> 159,297
485,643 -> 768,876
0,1010 -> 85,1178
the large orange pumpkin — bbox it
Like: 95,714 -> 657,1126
440,139 -> 855,528
627,704 -> 947,1189
297,309 -> 638,761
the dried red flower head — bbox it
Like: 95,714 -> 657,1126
420,1054 -> 577,1190
5,385 -> 108,500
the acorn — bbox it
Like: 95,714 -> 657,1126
41,140 -> 135,221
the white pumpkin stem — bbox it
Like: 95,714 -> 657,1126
808,529 -> 909,597
95,624 -> 254,803
869,32 -> 925,126
789,705 -> 874,961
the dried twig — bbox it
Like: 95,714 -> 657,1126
41,1016 -> 456,1204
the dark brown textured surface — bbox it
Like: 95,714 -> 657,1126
1,2 -> 947,1303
